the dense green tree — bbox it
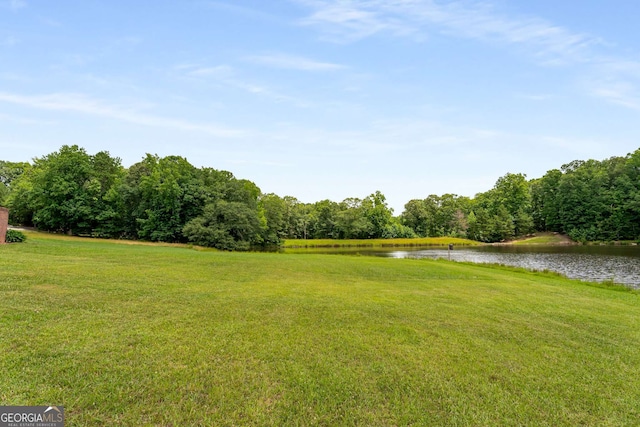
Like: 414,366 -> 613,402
0,184 -> 7,206
382,219 -> 416,238
87,151 -> 126,236
335,198 -> 371,239
465,173 -> 533,242
401,199 -> 430,237
466,211 -> 480,241
28,145 -> 94,232
527,152 -> 640,241
282,196 -> 310,239
0,181 -> 8,206
530,169 -> 562,232
465,207 -> 499,242
178,169 -> 269,249
120,155 -> 204,242
0,160 -> 30,206
622,149 -> 640,238
259,193 -> 288,245
183,200 -> 264,250
308,199 -> 340,239
0,160 -> 29,186
400,194 -> 470,238
491,173 -> 533,236
5,166 -> 35,225
492,205 -> 516,241
362,191 -> 394,238
8,145 -> 123,234
7,144 -> 640,246
438,194 -> 471,237
493,174 -> 530,215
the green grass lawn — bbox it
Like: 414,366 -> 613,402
1,233 -> 639,426
512,233 -> 575,245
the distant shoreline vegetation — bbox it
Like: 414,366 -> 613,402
282,237 -> 481,248
1,145 -> 639,250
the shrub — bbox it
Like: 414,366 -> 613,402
5,229 -> 27,243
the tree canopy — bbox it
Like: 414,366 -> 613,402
4,145 -> 640,247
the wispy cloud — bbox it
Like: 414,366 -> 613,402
295,0 -> 640,111
410,2 -> 598,63
580,58 -> 640,111
296,0 -> 599,62
0,92 -> 246,137
247,52 -> 345,71
297,0 -> 408,42
180,64 -> 311,106
588,80 -> 640,111
185,65 -> 234,78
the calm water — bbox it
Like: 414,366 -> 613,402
285,245 -> 640,288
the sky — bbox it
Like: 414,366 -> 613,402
1,0 -> 640,213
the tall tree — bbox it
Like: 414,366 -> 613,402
308,199 -> 339,239
9,145 -> 123,234
183,200 -> 264,250
259,193 -> 288,245
0,160 -> 30,206
530,169 -> 562,232
401,199 -> 429,237
121,154 -> 204,242
362,191 -> 394,238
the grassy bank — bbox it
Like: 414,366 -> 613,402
283,236 -> 480,248
509,232 -> 640,246
511,233 -> 575,245
1,233 -> 639,426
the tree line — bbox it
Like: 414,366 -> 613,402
1,145 -> 639,248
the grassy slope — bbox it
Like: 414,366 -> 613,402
1,233 -> 639,426
512,233 -> 574,245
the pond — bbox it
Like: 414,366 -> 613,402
283,245 -> 640,289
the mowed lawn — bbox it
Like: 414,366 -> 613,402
1,234 -> 639,426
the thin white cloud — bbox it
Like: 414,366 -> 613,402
247,52 -> 345,71
414,2 -> 598,62
295,0 -> 640,112
187,65 -> 234,78
181,64 -> 311,106
588,81 -> 640,111
0,92 -> 246,137
298,1 -> 399,42
296,0 -> 599,62
581,58 -> 640,110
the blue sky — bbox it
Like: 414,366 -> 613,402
2,0 -> 640,213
